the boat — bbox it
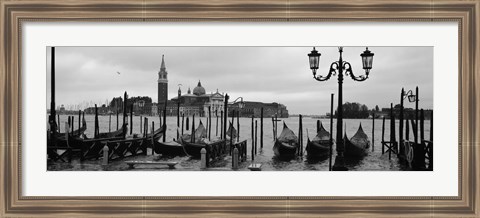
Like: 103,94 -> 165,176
226,122 -> 237,142
71,124 -> 165,160
306,122 -> 331,159
153,140 -> 186,157
95,123 -> 127,139
51,117 -> 88,148
273,123 -> 299,159
178,121 -> 208,158
344,123 -> 370,157
178,121 -> 226,158
54,118 -> 87,139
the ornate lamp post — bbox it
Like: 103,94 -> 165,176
232,97 -> 245,110
403,90 -> 417,103
308,47 -> 374,170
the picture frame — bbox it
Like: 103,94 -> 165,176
1,0 -> 478,216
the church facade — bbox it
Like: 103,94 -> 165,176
167,81 -> 225,117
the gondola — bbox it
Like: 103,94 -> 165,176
306,122 -> 331,159
153,140 -> 186,157
54,119 -> 87,139
60,124 -> 165,160
178,121 -> 208,158
344,123 -> 370,157
50,118 -> 88,148
273,123 -> 299,159
226,122 -> 237,141
153,127 -> 187,156
94,123 -> 128,139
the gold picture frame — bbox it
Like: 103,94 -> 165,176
1,0 -> 478,216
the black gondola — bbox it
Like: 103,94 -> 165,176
306,122 -> 331,159
273,123 -> 299,159
344,123 -> 370,157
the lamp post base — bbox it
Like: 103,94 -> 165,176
332,155 -> 348,171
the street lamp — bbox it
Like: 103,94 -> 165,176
403,90 -> 417,103
231,97 -> 245,109
308,47 -> 374,171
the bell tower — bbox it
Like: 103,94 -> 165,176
158,55 -> 168,110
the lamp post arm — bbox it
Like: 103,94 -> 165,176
313,62 -> 338,81
344,62 -> 369,81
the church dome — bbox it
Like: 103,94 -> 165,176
193,80 -> 206,96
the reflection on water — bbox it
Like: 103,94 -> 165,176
48,115 -> 431,171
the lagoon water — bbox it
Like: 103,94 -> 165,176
49,114 -> 431,171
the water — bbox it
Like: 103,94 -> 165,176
49,114 -> 431,171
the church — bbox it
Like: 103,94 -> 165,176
157,55 -> 225,117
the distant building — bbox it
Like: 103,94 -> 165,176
151,103 -> 158,116
166,81 -> 225,117
230,101 -> 289,118
59,105 -> 66,114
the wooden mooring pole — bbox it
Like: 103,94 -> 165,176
251,115 -> 254,156
317,120 -> 320,133
389,103 -> 394,160
163,104 -> 167,142
215,110 -> 218,136
231,109 -> 235,145
329,93 -> 334,171
220,111 -> 223,139
140,116 -> 142,134
186,116 -> 189,131
182,113 -> 185,135
415,86 -> 419,145
116,106 -> 119,130
78,110 -> 81,132
223,94 -> 229,141
260,107 -> 263,149
275,114 -> 278,139
58,114 -> 61,133
192,114 -> 195,143
130,104 -> 133,135
372,113 -> 375,152
94,104 -> 99,138
399,88 -> 404,155
237,111 -> 240,142
381,116 -> 385,154
298,114 -> 303,157
420,109 -> 425,142
271,117 -> 275,141
208,106 -> 211,141
255,120 -> 258,155
405,118 -> 410,141
152,121 -> 155,155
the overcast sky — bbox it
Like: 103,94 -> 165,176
46,46 -> 433,115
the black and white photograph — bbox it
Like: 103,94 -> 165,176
46,46 -> 433,171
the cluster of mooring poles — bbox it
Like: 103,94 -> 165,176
380,87 -> 433,170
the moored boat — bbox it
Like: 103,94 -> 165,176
306,122 -> 331,159
273,123 -> 299,159
226,122 -> 237,143
153,140 -> 186,157
178,121 -> 208,158
344,123 -> 370,157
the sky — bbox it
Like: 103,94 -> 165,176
46,46 -> 433,115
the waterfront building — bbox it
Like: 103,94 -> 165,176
166,81 -> 225,117
230,101 -> 289,118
